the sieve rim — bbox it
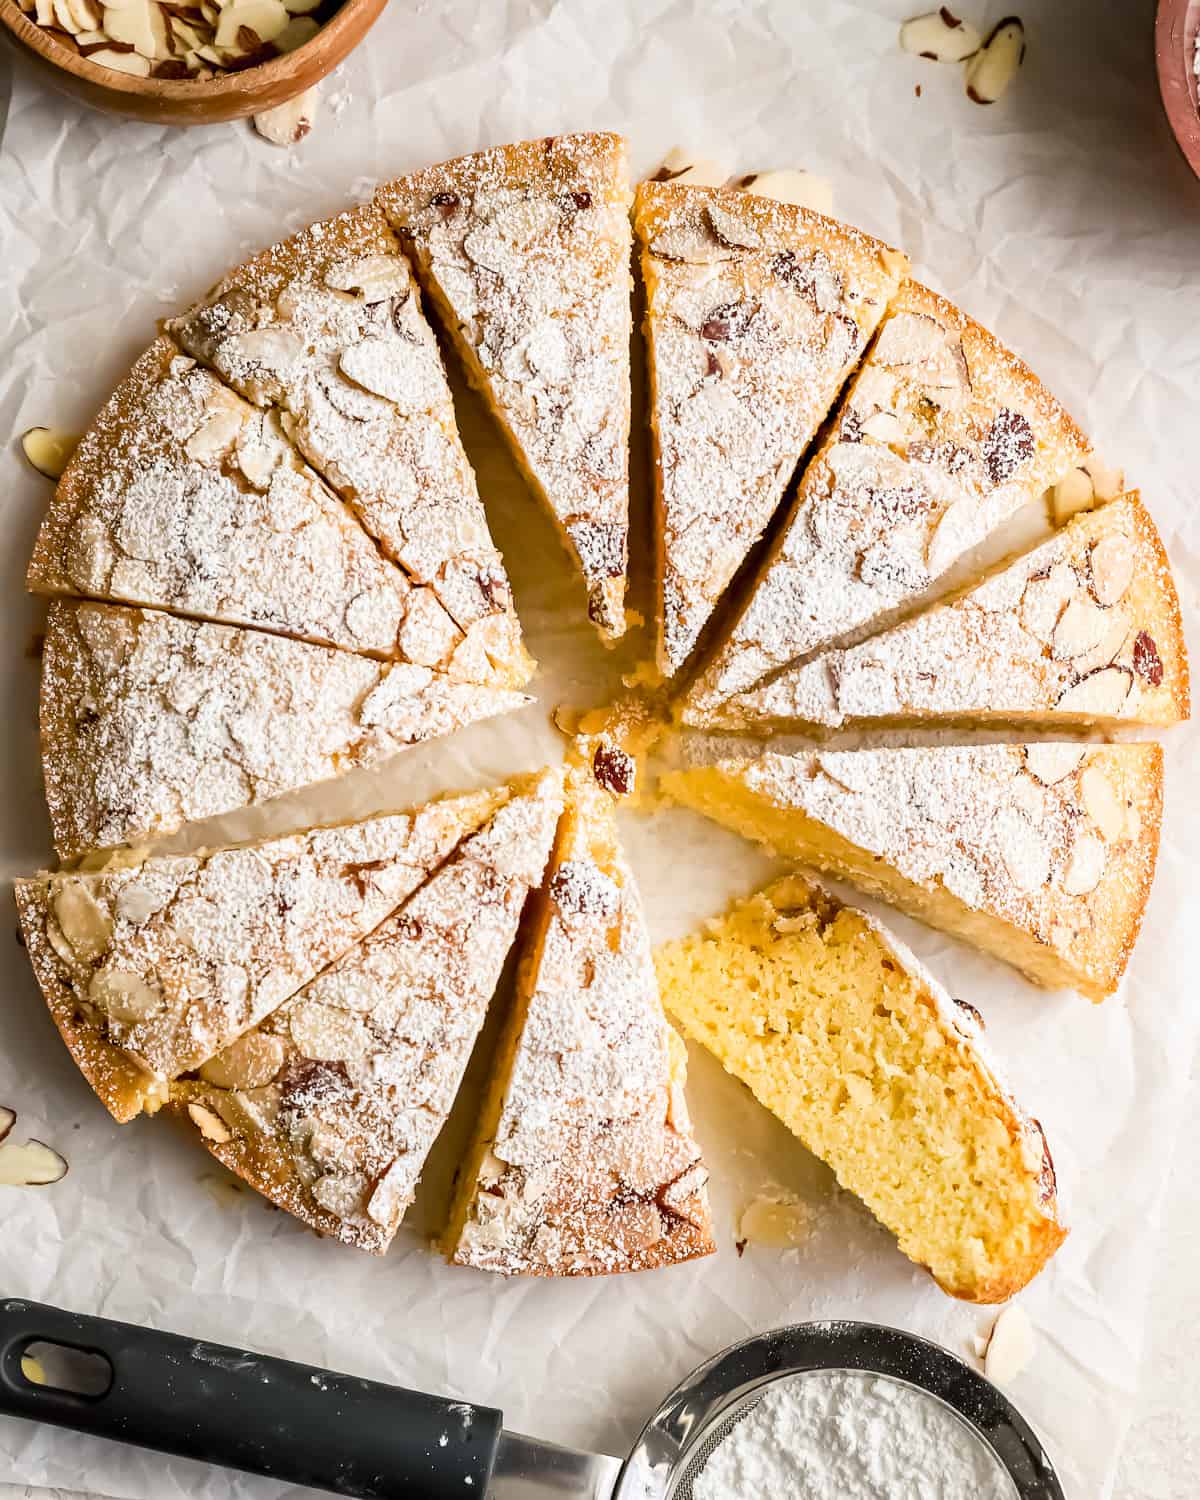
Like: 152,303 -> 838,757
613,1319 -> 1064,1500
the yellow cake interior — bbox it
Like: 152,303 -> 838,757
654,875 -> 1063,1301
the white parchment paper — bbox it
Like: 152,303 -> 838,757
2,3 -> 1199,1497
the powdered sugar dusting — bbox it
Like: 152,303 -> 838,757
635,182 -> 906,677
450,774 -> 714,1276
682,280 -> 1090,722
379,133 -> 633,640
167,206 -> 531,686
185,770 -> 563,1252
40,600 -> 528,858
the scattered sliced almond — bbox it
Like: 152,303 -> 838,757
899,9 -> 983,64
738,1193 -> 810,1248
983,1304 -> 1036,1384
735,168 -> 834,215
0,1110 -> 68,1187
198,1032 -> 287,1089
965,16 -> 1025,105
650,147 -> 730,189
21,427 -> 79,481
254,83 -> 319,144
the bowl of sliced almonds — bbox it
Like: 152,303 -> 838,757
0,0 -> 384,125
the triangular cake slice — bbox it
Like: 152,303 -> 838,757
663,741 -> 1161,1001
680,280 -> 1090,724
173,769 -> 563,1252
444,763 -> 715,1276
378,133 -> 633,642
166,206 -> 531,688
634,182 -> 908,678
14,788 -> 504,1122
655,874 -> 1066,1301
41,600 -> 530,860
719,493 -> 1189,731
28,337 -> 497,681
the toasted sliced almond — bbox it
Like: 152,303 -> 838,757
1063,832 -> 1106,896
860,408 -> 907,445
966,16 -> 1025,104
1051,595 -> 1109,660
706,200 -> 763,250
53,882 -> 113,963
899,9 -> 983,64
1056,666 -> 1131,719
993,806 -> 1051,895
0,1139 -> 69,1187
650,147 -> 730,189
1050,467 -> 1094,524
1088,532 -> 1134,607
87,969 -> 163,1023
198,1032 -> 287,1090
1024,742 -> 1086,786
187,1102 -> 233,1143
21,427 -> 79,480
735,168 -> 834,215
1080,762 -> 1126,842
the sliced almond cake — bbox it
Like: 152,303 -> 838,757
40,601 -> 529,860
378,133 -> 633,643
634,182 -> 908,679
167,206 -> 532,689
15,788 -> 504,1122
27,338 -> 498,681
174,769 -> 563,1252
716,493 -> 1189,732
655,874 -> 1066,1301
445,762 -> 713,1275
663,741 -> 1161,1001
680,281 -> 1090,725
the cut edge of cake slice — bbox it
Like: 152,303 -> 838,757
169,766 -> 564,1252
26,336 -> 508,685
165,204 -> 534,691
633,180 -> 909,680
678,278 -> 1091,726
662,740 -> 1162,1002
715,491 -> 1189,733
377,133 -> 633,644
14,786 -> 508,1123
654,872 -> 1067,1302
40,599 -> 531,861
443,759 -> 715,1275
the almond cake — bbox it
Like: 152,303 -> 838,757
14,789 -> 504,1122
655,874 -> 1066,1301
663,741 -> 1161,1001
40,600 -> 530,860
377,133 -> 633,642
166,205 -> 532,689
27,338 -> 500,680
444,763 -> 714,1275
680,280 -> 1091,725
716,493 -> 1189,732
634,182 -> 908,679
173,769 -> 563,1252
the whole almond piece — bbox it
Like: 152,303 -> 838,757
899,9 -> 983,64
966,16 -> 1025,104
254,84 -> 318,145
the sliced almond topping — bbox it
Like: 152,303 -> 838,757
705,200 -> 763,250
1088,531 -> 1134,607
52,881 -> 113,964
21,427 -> 79,480
184,406 -> 243,463
1020,561 -> 1076,644
87,969 -> 163,1024
1023,742 -> 1086,786
965,16 -> 1025,105
1056,666 -> 1131,720
860,408 -> 907,445
289,1000 -> 370,1062
1063,832 -> 1107,897
899,9 -> 983,64
993,806 -> 1051,895
1051,595 -> 1109,660
198,1032 -> 287,1090
1080,761 -> 1126,842
254,85 -> 319,146
187,1102 -> 233,1143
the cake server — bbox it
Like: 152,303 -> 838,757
0,1298 -> 1064,1499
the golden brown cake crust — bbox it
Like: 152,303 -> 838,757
634,181 -> 908,679
377,134 -> 633,642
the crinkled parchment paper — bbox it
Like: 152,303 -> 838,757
1,2 -> 1199,1497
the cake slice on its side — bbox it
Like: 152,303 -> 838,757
654,875 -> 1066,1302
173,769 -> 563,1253
715,493 -> 1189,733
662,741 -> 1161,1001
40,600 -> 530,860
634,182 -> 908,679
378,133 -> 633,643
167,205 -> 532,689
14,788 -> 506,1122
27,337 -> 489,679
444,764 -> 714,1275
680,281 -> 1090,725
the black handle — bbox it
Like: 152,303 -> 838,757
0,1299 -> 502,1499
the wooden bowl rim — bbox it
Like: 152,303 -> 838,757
1155,0 -> 1200,179
0,0 -> 375,102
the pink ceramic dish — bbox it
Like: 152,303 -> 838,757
1157,0 -> 1200,179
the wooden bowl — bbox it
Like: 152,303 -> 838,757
0,0 -> 385,125
1156,0 -> 1200,180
